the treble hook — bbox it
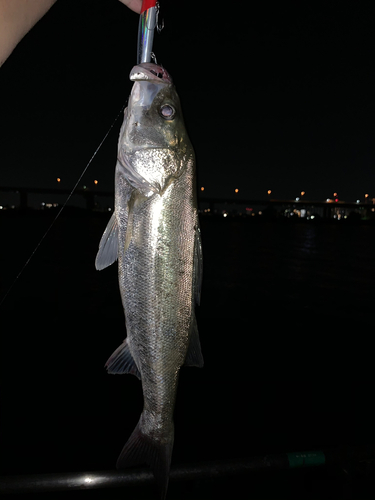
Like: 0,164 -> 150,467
156,2 -> 164,34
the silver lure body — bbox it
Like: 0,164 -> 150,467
95,63 -> 203,498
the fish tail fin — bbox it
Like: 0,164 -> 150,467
117,414 -> 174,500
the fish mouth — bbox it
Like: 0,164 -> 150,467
130,63 -> 173,84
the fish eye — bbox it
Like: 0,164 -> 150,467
159,104 -> 175,120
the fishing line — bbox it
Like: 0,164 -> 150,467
0,102 -> 126,308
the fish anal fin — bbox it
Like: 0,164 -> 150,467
105,339 -> 141,379
95,212 -> 118,270
184,315 -> 204,368
117,417 -> 174,500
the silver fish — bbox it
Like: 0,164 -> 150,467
95,62 -> 203,498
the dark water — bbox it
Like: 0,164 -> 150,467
0,212 -> 374,490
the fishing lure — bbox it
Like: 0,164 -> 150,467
137,0 -> 163,64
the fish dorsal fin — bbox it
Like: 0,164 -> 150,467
194,224 -> 203,305
105,338 -> 141,379
95,212 -> 118,270
184,314 -> 204,368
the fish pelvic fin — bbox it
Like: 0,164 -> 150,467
95,212 -> 118,270
117,415 -> 174,500
105,339 -> 141,379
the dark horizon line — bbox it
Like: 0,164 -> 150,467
1,186 -> 374,207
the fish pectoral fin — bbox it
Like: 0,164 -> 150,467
105,339 -> 141,379
184,315 -> 204,368
118,155 -> 159,197
117,416 -> 174,500
95,212 -> 119,270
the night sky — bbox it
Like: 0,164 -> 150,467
1,1 -> 375,202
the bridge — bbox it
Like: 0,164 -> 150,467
0,186 -> 374,219
199,197 -> 375,219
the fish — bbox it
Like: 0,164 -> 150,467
95,62 -> 203,499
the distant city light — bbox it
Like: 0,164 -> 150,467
94,180 -> 98,185
301,191 -> 305,197
365,193 -> 369,198
267,190 -> 272,196
57,177 -> 61,183
41,202 -> 58,209
333,192 -> 338,197
234,188 -> 239,194
200,187 -> 204,192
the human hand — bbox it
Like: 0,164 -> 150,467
118,0 -> 143,14
0,0 -> 144,67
